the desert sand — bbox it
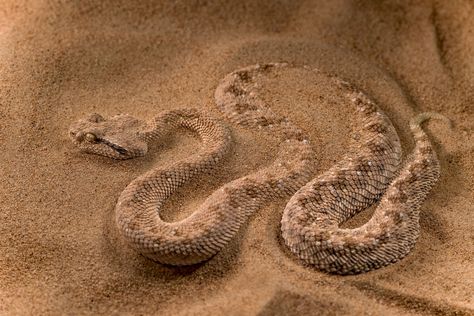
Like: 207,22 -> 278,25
0,1 -> 473,315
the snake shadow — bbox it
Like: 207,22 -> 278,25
100,199 -> 251,283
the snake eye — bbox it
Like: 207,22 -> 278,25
85,133 -> 98,142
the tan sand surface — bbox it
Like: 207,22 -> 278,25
1,1 -> 473,315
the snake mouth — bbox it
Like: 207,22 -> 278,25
70,131 -> 130,158
99,138 -> 129,155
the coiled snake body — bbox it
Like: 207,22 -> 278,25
69,63 -> 447,274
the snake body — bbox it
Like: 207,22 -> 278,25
281,112 -> 444,274
69,63 -> 446,273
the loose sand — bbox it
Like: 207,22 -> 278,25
0,1 -> 473,315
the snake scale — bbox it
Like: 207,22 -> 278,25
69,63 -> 448,274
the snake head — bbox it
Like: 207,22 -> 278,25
69,113 -> 148,159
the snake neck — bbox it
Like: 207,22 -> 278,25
136,109 -> 232,153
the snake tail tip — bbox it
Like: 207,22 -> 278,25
410,112 -> 452,130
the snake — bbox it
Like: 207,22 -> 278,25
69,63 -> 448,274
